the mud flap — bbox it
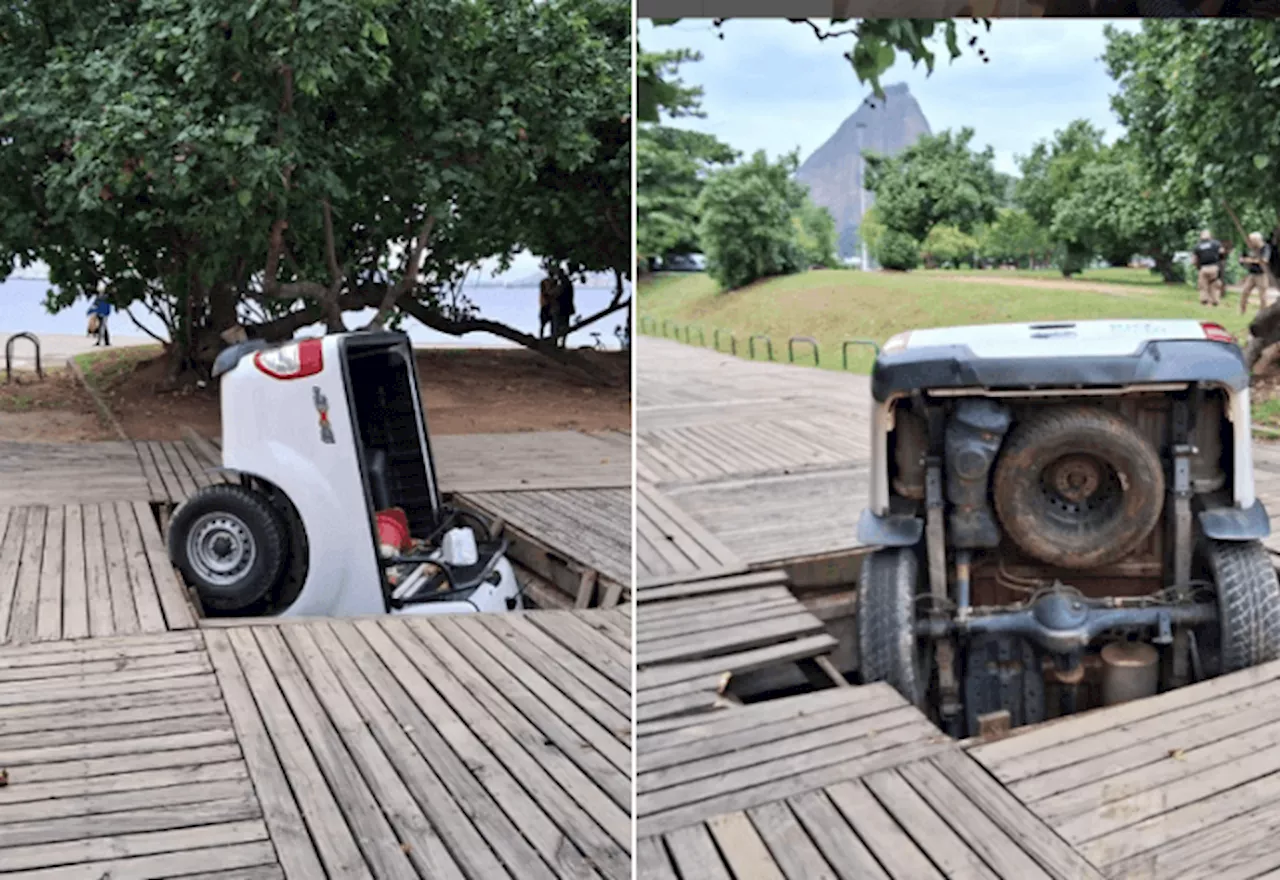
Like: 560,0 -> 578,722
963,634 -> 1045,738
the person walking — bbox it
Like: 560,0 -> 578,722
87,295 -> 111,347
1239,232 -> 1274,315
1193,229 -> 1225,306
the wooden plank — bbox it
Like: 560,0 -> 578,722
343,619 -> 601,880
133,440 -> 167,503
116,501 -> 168,633
60,505 -> 89,640
398,619 -> 632,862
0,841 -> 279,879
638,570 -> 789,604
82,503 -> 115,637
0,760 -> 244,806
527,611 -> 630,691
0,795 -> 259,849
218,628 -> 370,879
825,780 -> 946,879
157,440 -> 200,503
0,777 -> 253,824
148,439 -> 186,504
474,613 -> 630,734
0,742 -> 241,786
925,751 -> 1105,879
302,622 -> 539,880
706,811 -> 785,880
99,502 -> 141,636
133,500 -> 197,630
183,425 -> 224,469
640,613 -> 826,666
745,801 -> 839,880
260,626 -> 460,880
7,506 -> 46,643
637,635 -> 838,691
0,508 -> 26,642
664,824 -> 732,880
0,820 -> 267,872
35,506 -> 64,641
638,724 -> 950,837
787,789 -> 891,880
638,837 -> 679,880
0,630 -> 202,664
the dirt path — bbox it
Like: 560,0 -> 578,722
942,274 -> 1166,299
2,347 -> 632,443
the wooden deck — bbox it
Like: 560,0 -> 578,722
0,503 -> 196,645
967,656 -> 1280,879
0,441 -> 150,506
636,570 -> 840,723
635,684 -> 1111,879
455,488 -> 631,609
636,337 -> 872,578
0,608 -> 632,879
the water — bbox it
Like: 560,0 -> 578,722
0,273 -> 629,350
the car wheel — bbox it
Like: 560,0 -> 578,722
992,405 -> 1164,569
1206,539 -> 1280,671
858,547 -> 931,708
168,484 -> 288,613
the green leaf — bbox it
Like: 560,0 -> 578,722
370,22 -> 389,47
1254,154 -> 1270,170
237,189 -> 251,208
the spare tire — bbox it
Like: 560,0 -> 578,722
992,406 -> 1164,569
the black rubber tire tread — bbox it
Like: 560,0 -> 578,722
168,484 -> 288,612
1207,539 -> 1280,671
992,405 -> 1165,570
857,548 -> 924,707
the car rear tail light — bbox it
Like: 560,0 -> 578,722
1201,322 -> 1236,344
253,339 -> 324,379
882,331 -> 911,354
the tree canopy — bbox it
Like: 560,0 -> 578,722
0,0 -> 630,376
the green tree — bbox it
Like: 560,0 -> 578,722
0,0 -> 629,378
980,208 -> 1052,268
635,49 -> 737,268
874,229 -> 921,271
920,224 -> 978,269
1016,120 -> 1107,276
696,151 -> 807,290
859,206 -> 887,263
864,129 -> 1002,245
794,197 -> 839,268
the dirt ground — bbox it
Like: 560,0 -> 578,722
1,346 -> 631,443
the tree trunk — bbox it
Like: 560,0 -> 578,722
1152,252 -> 1180,284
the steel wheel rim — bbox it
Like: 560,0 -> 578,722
187,513 -> 256,587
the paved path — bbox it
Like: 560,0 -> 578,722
0,332 -> 150,370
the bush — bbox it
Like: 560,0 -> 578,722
875,229 -> 921,271
1056,243 -> 1090,277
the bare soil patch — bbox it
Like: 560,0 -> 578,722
0,369 -> 113,442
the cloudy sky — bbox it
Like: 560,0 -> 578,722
639,18 -> 1142,175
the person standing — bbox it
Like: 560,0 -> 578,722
87,295 -> 111,346
1193,229 -> 1225,306
1239,232 -> 1274,315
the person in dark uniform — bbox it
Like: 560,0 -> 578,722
1193,230 -> 1225,306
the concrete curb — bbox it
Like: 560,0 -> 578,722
67,355 -> 129,442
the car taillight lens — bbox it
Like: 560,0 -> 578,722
882,332 -> 911,354
253,339 -> 324,379
1201,322 -> 1236,344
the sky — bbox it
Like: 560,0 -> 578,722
639,18 -> 1141,176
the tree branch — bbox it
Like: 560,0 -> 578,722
395,294 -> 621,387
123,306 -> 169,344
367,214 -> 436,329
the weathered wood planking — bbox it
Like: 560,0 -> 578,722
457,488 -> 631,605
635,684 -> 954,839
0,630 -> 283,878
636,337 -> 874,571
208,609 -> 633,880
0,441 -> 151,506
636,483 -> 745,587
638,749 -> 1103,879
0,503 -> 195,645
966,657 -> 1280,878
635,568 -> 839,724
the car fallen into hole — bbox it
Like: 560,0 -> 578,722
166,331 -> 523,619
856,319 -> 1280,738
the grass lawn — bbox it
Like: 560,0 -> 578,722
638,268 -> 1251,375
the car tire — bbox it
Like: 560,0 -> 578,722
992,406 -> 1165,569
858,547 -> 929,708
168,484 -> 288,613
1207,539 -> 1280,671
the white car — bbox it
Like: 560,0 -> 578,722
856,319 -> 1280,736
167,331 -> 522,618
